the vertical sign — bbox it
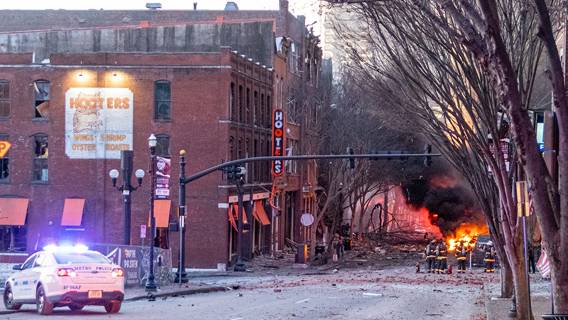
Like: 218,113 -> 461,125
65,88 -> 133,159
272,109 -> 286,176
155,156 -> 171,199
516,181 -> 530,217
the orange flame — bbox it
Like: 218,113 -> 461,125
446,223 -> 489,251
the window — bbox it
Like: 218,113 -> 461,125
21,253 -> 37,269
0,134 -> 8,182
0,80 -> 9,117
32,134 -> 48,182
260,93 -> 265,127
254,91 -> 259,126
0,226 -> 27,252
229,136 -> 235,160
154,81 -> 171,120
156,134 -> 170,157
246,88 -> 251,124
238,85 -> 244,123
230,83 -> 236,121
34,80 -> 50,118
34,253 -> 54,267
54,252 -> 110,264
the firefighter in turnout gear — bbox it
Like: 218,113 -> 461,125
483,241 -> 496,273
455,240 -> 468,273
425,239 -> 437,273
435,241 -> 448,274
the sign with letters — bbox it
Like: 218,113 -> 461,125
271,109 -> 286,176
65,88 -> 133,159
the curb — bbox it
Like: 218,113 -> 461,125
125,286 -> 231,302
0,310 -> 16,315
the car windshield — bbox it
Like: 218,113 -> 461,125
53,251 -> 110,264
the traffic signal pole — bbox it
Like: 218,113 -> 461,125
177,152 -> 441,272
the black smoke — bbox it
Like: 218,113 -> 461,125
402,177 -> 485,235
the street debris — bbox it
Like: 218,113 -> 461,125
295,298 -> 311,304
362,292 -> 383,297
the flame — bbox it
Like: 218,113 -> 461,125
446,223 -> 489,251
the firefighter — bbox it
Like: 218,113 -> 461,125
455,240 -> 468,273
425,239 -> 437,273
435,240 -> 448,274
483,241 -> 496,273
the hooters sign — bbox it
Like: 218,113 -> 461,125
272,109 -> 286,176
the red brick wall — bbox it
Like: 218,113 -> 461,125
0,50 -> 273,268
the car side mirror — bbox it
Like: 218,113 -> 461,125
12,264 -> 22,271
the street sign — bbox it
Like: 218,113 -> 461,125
140,225 -> 147,239
0,141 -> 11,158
516,181 -> 530,217
300,213 -> 315,226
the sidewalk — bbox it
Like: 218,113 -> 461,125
486,296 -> 552,320
124,283 -> 234,301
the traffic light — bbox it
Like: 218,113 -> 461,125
225,165 -> 236,181
424,144 -> 432,167
235,166 -> 247,179
347,147 -> 355,169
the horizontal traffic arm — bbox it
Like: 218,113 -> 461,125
181,153 -> 442,184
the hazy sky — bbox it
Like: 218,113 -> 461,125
0,0 -> 280,10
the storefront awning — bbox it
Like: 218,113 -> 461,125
254,201 -> 271,226
61,198 -> 85,226
154,200 -> 171,228
228,206 -> 237,231
0,198 -> 29,226
231,203 -> 248,224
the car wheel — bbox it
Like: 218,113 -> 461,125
36,284 -> 54,315
104,301 -> 121,314
3,284 -> 22,310
68,304 -> 84,311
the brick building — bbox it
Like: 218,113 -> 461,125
0,0 -> 326,268
0,49 -> 273,268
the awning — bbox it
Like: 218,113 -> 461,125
254,201 -> 271,226
61,198 -> 85,226
154,200 -> 171,228
228,206 -> 237,231
0,198 -> 29,226
232,203 -> 248,224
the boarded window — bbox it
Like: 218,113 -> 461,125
34,80 -> 50,118
154,81 -> 171,120
32,134 -> 48,182
0,134 -> 8,181
0,80 -> 9,117
156,134 -> 170,157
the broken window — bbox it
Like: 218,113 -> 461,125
155,134 -> 170,157
0,224 -> 27,252
32,134 -> 48,182
0,80 -> 9,118
34,80 -> 50,119
0,134 -> 8,182
154,80 -> 171,120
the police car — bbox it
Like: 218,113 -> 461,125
3,244 -> 125,315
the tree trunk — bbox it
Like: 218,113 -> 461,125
511,258 -> 532,320
551,265 -> 568,314
501,257 -> 514,298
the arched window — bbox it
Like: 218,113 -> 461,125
34,80 -> 50,118
32,134 -> 48,182
154,80 -> 171,120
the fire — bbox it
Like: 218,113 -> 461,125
446,223 -> 489,251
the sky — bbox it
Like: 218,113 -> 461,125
0,0 -> 280,10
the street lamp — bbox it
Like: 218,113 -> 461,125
176,149 -> 188,284
146,134 -> 158,293
108,150 -> 145,245
233,166 -> 247,272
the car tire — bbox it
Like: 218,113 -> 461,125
68,304 -> 84,311
36,284 -> 54,315
104,301 -> 121,314
3,284 -> 22,310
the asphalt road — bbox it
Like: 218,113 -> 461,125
0,269 -> 487,320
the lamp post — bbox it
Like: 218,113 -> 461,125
109,150 -> 145,245
176,149 -> 188,284
145,134 -> 158,293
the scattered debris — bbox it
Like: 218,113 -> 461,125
362,292 -> 383,297
274,288 -> 282,293
295,298 -> 311,304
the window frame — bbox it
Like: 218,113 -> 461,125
32,133 -> 49,183
154,80 -> 172,121
0,80 -> 9,118
33,79 -> 50,119
155,134 -> 170,157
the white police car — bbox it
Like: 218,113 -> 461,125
3,245 -> 125,315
